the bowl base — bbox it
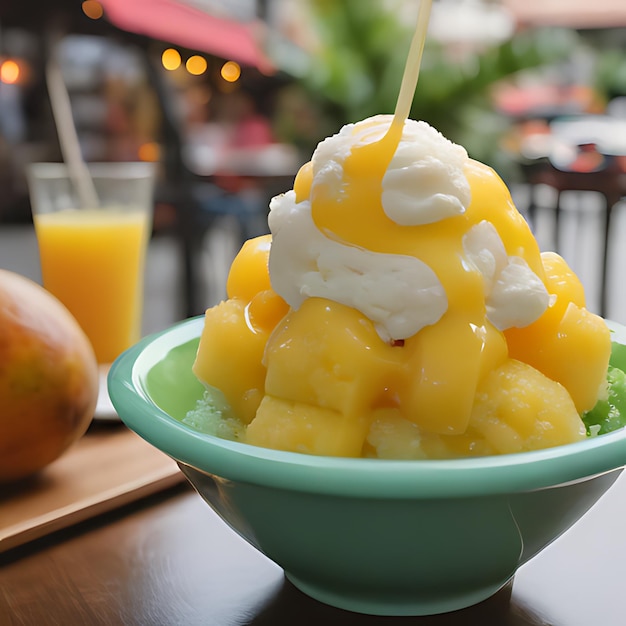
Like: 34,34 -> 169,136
285,572 -> 511,616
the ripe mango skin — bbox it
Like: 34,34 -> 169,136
0,269 -> 99,483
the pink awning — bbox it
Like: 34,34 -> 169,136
99,0 -> 272,70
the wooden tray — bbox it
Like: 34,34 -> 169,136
0,423 -> 185,553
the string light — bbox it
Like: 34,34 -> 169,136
220,61 -> 241,83
0,60 -> 20,85
162,48 -> 182,71
186,55 -> 207,76
138,142 -> 160,162
82,0 -> 104,20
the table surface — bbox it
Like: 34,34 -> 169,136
2,461 -> 626,626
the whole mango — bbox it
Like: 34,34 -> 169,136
0,269 -> 99,482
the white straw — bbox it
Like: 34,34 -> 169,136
45,55 -> 100,209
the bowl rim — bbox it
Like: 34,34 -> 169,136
109,316 -> 626,499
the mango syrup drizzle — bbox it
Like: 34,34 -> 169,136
311,0 -> 437,250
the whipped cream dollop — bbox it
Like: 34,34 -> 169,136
268,116 -> 549,340
268,191 -> 448,341
462,221 -> 550,330
312,116 -> 471,226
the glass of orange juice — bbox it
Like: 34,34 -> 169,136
27,162 -> 155,414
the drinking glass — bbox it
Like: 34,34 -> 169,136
27,162 -> 155,415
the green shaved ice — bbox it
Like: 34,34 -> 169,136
181,366 -> 626,445
183,390 -> 246,441
583,366 -> 626,436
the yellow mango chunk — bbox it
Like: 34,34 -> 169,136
508,303 -> 610,414
505,251 -> 610,414
403,314 -> 483,435
468,359 -> 586,454
226,235 -> 272,302
247,395 -> 370,457
193,299 -> 268,424
264,298 -> 404,418
475,321 -> 509,383
505,253 -> 611,413
402,315 -> 508,435
547,303 -> 610,412
541,251 -> 586,309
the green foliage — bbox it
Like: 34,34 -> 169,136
583,366 -> 626,437
298,0 -> 579,172
593,48 -> 626,99
305,0 -> 411,122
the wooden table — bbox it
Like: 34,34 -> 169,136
2,445 -> 626,626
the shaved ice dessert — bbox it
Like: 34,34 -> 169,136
186,113 -> 625,460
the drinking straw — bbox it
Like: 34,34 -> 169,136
45,54 -> 100,209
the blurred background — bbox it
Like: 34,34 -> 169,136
0,0 -> 625,333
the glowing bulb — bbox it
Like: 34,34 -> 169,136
138,142 -> 160,162
0,60 -> 20,85
162,48 -> 181,71
82,0 -> 104,20
220,61 -> 241,83
186,55 -> 207,76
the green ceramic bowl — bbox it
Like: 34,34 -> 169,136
108,316 -> 626,616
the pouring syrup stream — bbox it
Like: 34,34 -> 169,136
390,0 -> 434,135
343,0 -> 434,179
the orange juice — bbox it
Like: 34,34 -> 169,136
33,208 -> 151,364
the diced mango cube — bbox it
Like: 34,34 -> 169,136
193,299 -> 268,424
264,298 -> 404,417
402,314 -> 507,435
505,251 -> 610,413
506,302 -> 610,414
541,251 -> 586,309
468,359 -> 586,454
247,395 -> 369,457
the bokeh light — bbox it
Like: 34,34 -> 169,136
186,55 -> 208,76
162,48 -> 182,71
138,142 -> 161,162
0,60 -> 20,85
220,61 -> 241,83
82,0 -> 104,20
